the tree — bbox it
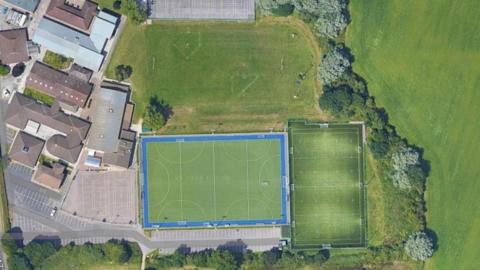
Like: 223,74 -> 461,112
102,241 -> 131,263
291,0 -> 348,38
291,0 -> 322,19
143,96 -> 172,131
365,108 -> 388,130
114,64 -> 133,81
12,62 -> 26,77
319,85 -> 353,116
368,128 -> 392,159
404,232 -> 434,261
318,46 -> 351,86
9,254 -> 32,270
124,0 -> 147,24
207,250 -> 237,270
262,248 -> 281,266
390,144 -> 421,189
143,103 -> 166,130
313,0 -> 348,38
1,233 -> 21,256
24,241 -> 57,268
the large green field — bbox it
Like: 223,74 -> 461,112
106,19 -> 321,133
347,1 -> 480,269
289,122 -> 365,248
143,134 -> 286,226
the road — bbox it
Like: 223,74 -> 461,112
9,204 -> 280,253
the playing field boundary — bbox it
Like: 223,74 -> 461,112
287,120 -> 368,249
140,132 -> 290,229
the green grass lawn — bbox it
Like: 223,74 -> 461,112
289,123 -> 365,248
23,88 -> 55,106
106,18 -> 321,133
143,135 -> 285,225
43,51 -> 73,70
347,0 -> 480,268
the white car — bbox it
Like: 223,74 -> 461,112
50,207 -> 58,217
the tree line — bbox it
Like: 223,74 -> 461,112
146,246 -> 329,270
260,0 -> 435,263
1,232 -> 141,270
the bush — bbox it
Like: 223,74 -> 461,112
114,64 -> 133,81
318,46 -> 351,86
0,63 -> 10,76
257,0 -> 294,16
404,232 -> 434,261
113,0 -> 121,9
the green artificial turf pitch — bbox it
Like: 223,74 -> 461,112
144,136 -> 285,226
289,122 -> 366,248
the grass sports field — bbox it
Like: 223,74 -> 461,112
348,0 -> 480,268
141,134 -> 288,228
106,18 -> 321,133
289,122 -> 366,248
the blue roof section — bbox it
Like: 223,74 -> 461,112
3,0 -> 39,12
33,18 -> 105,71
36,18 -> 98,52
97,10 -> 118,24
92,18 -> 116,37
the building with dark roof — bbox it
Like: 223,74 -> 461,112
0,28 -> 29,64
9,131 -> 45,168
86,83 -> 135,168
87,87 -> 127,152
27,61 -> 93,110
6,93 -> 90,164
2,0 -> 39,13
33,162 -> 66,190
103,138 -> 134,168
46,0 -> 98,31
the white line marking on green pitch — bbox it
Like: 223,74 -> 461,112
357,128 -> 363,239
212,142 -> 217,221
178,143 -> 184,220
245,141 -> 251,219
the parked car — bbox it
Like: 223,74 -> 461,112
50,207 -> 58,217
